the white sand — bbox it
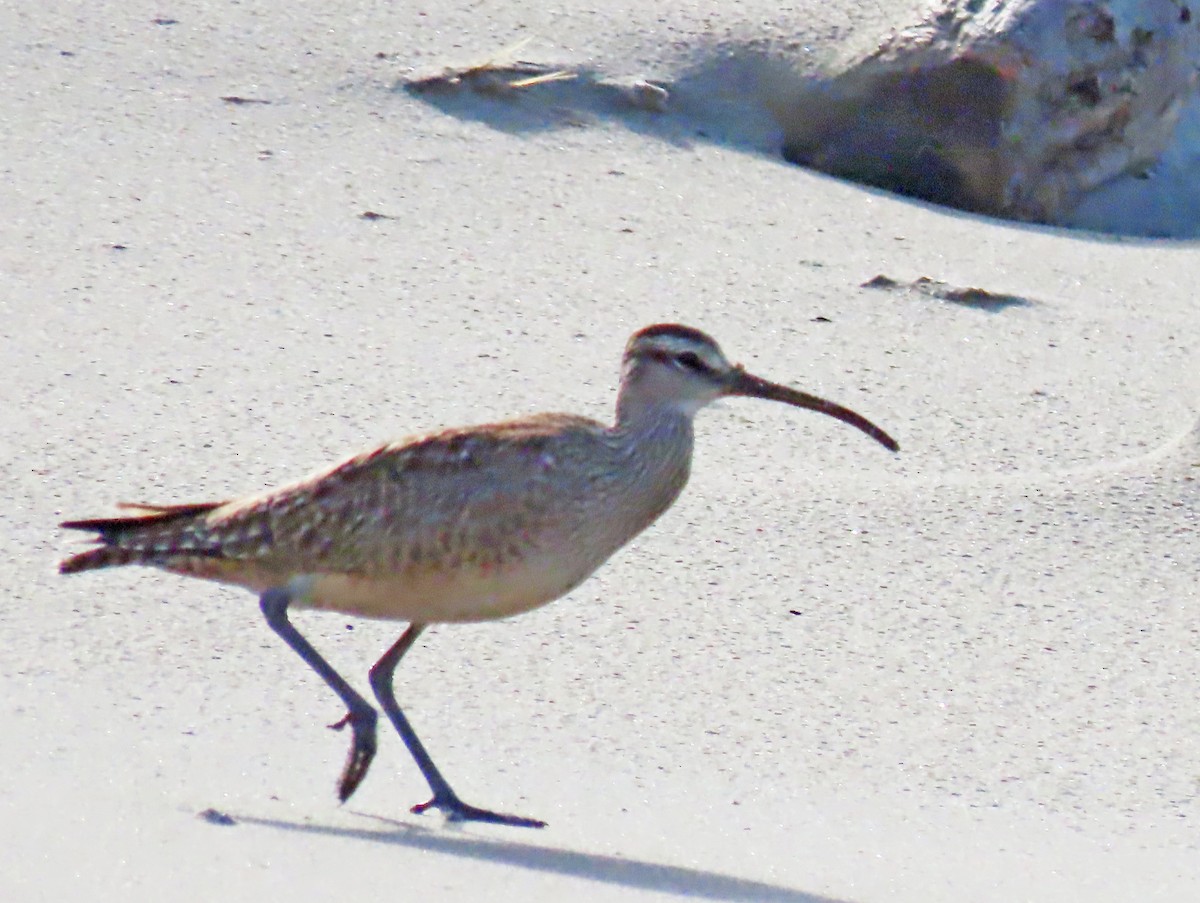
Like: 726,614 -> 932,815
4,2 -> 1199,901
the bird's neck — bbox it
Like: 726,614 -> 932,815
613,392 -> 697,443
606,401 -> 696,533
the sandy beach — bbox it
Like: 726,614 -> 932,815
4,1 -> 1199,900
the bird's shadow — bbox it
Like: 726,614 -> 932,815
233,812 -> 850,903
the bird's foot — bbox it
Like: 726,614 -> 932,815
411,792 -> 546,829
329,707 -> 378,802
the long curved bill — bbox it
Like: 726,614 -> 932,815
727,369 -> 899,452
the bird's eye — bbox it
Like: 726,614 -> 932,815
674,351 -> 707,372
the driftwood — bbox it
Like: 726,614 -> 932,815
404,1 -> 1200,226
761,0 -> 1199,221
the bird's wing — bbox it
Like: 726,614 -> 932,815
203,413 -> 606,575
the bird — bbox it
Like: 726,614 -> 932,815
59,323 -> 898,829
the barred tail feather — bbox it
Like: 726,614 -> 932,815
59,544 -> 152,574
59,501 -> 224,574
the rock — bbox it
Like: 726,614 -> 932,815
768,0 -> 1200,223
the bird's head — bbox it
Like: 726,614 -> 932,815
619,323 -> 898,452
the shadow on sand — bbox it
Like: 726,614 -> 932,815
235,812 -> 851,903
400,48 -> 1200,242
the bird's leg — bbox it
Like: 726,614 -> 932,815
259,587 -> 379,802
369,624 -> 546,829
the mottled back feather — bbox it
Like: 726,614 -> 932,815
58,410 -> 692,589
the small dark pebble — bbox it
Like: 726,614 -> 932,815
198,808 -> 237,826
861,274 -> 899,289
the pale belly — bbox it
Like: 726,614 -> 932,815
162,552 -> 600,622
289,556 -> 597,622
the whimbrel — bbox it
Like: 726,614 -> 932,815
59,324 -> 898,828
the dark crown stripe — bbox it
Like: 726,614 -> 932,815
630,323 -> 715,345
